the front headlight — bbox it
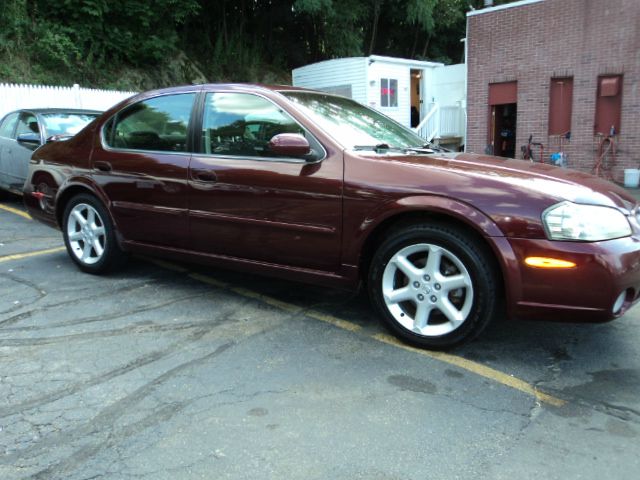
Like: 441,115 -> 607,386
543,201 -> 632,241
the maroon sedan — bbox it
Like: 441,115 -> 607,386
23,84 -> 640,349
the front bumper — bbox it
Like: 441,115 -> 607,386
505,235 -> 640,322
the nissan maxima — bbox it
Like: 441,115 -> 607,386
23,84 -> 640,349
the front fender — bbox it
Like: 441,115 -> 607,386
394,195 -> 505,237
348,195 -> 505,257
344,195 -> 522,317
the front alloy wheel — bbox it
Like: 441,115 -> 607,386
382,243 -> 474,337
369,223 -> 497,349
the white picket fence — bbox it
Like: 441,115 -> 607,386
0,83 -> 138,119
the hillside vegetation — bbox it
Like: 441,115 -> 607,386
0,0 -> 514,90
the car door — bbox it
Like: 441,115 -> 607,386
93,91 -> 198,249
0,111 -> 40,191
187,90 -> 343,271
0,112 -> 20,190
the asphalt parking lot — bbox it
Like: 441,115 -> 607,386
1,194 -> 639,480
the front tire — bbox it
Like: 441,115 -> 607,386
62,193 -> 127,274
368,223 -> 498,349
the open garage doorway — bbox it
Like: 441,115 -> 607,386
488,81 -> 517,158
490,103 -> 517,158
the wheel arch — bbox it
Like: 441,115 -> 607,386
55,179 -> 116,234
56,184 -> 92,227
30,170 -> 56,187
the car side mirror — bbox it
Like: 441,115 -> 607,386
17,132 -> 41,148
268,133 -> 311,158
46,134 -> 74,143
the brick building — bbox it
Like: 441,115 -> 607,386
465,0 -> 639,183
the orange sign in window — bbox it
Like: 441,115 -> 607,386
600,76 -> 621,97
595,75 -> 623,135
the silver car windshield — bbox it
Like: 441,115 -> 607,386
41,113 -> 100,137
282,91 -> 426,150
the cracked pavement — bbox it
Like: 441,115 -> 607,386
1,195 -> 639,479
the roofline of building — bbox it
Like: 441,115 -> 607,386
368,55 -> 444,68
467,0 -> 545,17
292,55 -> 444,73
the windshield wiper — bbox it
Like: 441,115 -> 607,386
353,143 -> 448,155
403,146 -> 435,154
353,143 -> 393,153
421,142 -> 451,153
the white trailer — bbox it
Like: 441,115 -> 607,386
292,55 -> 466,148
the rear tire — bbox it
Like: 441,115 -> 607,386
368,223 -> 498,349
62,193 -> 127,274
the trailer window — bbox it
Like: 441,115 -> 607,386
381,78 -> 398,108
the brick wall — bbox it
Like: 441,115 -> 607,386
466,0 -> 640,183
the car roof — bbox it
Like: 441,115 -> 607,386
23,108 -> 103,115
132,83 -> 320,98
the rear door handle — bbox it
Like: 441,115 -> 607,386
95,161 -> 112,172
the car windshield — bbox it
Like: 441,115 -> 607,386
281,91 -> 426,150
41,113 -> 100,137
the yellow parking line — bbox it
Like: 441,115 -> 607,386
146,258 -> 564,407
305,310 -> 362,332
373,333 -> 566,407
0,246 -> 66,264
0,203 -> 32,220
187,272 -> 360,327
188,272 -> 228,288
229,286 -> 304,313
143,257 -> 190,273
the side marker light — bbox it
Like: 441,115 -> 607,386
524,257 -> 576,269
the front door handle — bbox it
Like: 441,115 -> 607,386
95,161 -> 112,172
193,169 -> 218,182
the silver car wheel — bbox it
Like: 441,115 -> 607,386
382,243 -> 474,337
66,203 -> 107,265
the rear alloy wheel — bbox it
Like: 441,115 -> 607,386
369,223 -> 497,349
63,194 -> 126,273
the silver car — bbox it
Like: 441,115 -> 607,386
0,108 -> 101,195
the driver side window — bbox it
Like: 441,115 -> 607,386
202,92 -> 304,157
16,113 -> 40,137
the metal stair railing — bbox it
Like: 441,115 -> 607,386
413,103 -> 439,142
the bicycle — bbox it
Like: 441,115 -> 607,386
521,135 -> 545,163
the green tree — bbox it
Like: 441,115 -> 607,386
293,0 -> 366,60
0,0 -> 522,89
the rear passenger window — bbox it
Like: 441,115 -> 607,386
106,94 -> 195,152
0,113 -> 19,138
202,92 -> 304,157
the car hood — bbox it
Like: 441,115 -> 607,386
395,151 -> 637,213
